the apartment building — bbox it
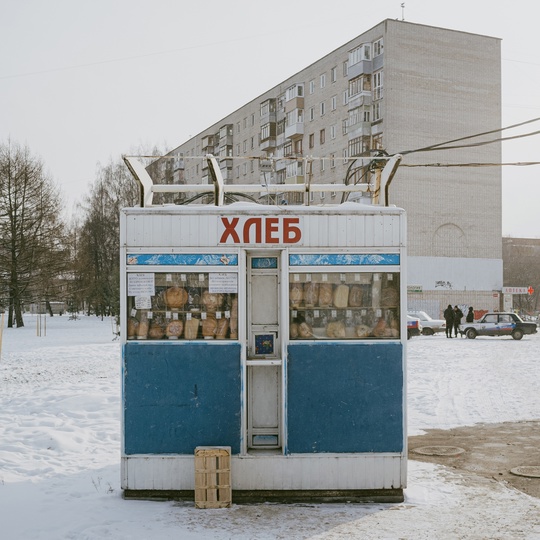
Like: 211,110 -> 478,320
148,19 -> 502,316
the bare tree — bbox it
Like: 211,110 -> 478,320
74,158 -> 139,317
0,141 -> 65,327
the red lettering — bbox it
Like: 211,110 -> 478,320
283,217 -> 301,243
265,217 -> 279,243
243,218 -> 262,243
219,217 -> 240,243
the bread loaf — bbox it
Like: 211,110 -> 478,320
229,297 -> 238,338
202,291 -> 223,312
372,318 -> 387,337
333,284 -> 349,308
356,324 -> 371,338
290,283 -> 303,307
326,321 -> 346,338
318,283 -> 333,307
381,286 -> 399,307
164,286 -> 188,308
298,321 -> 313,338
137,318 -> 149,339
148,321 -> 165,339
303,282 -> 319,307
202,316 -> 217,338
215,318 -> 229,339
348,285 -> 364,307
166,320 -> 183,339
127,317 -> 139,339
184,318 -> 200,339
290,322 -> 299,339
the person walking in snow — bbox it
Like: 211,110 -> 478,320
453,305 -> 464,337
466,306 -> 474,323
443,304 -> 455,338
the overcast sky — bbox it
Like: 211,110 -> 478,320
1,0 -> 539,237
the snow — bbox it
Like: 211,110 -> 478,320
1,315 -> 540,539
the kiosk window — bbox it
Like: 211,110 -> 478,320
289,272 -> 400,340
126,272 -> 238,340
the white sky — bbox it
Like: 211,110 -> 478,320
1,0 -> 540,237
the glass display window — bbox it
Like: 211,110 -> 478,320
126,271 -> 238,340
289,271 -> 400,340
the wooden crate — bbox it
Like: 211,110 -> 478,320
194,446 -> 232,508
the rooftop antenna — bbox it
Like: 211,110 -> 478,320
401,2 -> 405,20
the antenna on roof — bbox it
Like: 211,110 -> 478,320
401,2 -> 405,21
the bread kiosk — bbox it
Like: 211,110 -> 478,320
120,155 -> 407,503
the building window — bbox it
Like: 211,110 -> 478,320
349,75 -> 371,98
320,102 -> 325,116
373,70 -> 383,100
372,101 -> 382,121
342,148 -> 349,164
349,43 -> 371,65
236,122 -> 241,133
294,139 -> 303,154
309,133 -> 314,148
242,162 -> 248,175
243,117 -> 247,129
372,133 -> 383,150
243,140 -> 247,153
251,136 -> 254,149
309,79 -> 315,94
331,66 -> 337,83
286,83 -> 304,101
320,158 -> 325,172
330,153 -> 336,168
343,60 -> 348,77
320,73 -> 326,88
348,136 -> 370,157
320,129 -> 326,144
331,95 -> 337,111
330,124 -> 336,139
236,143 -> 240,156
342,90 -> 348,105
235,166 -> 240,178
373,38 -> 383,57
309,107 -> 315,121
251,114 -> 255,126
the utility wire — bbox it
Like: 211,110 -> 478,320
398,117 -> 540,155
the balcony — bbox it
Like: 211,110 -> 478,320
285,175 -> 304,184
285,122 -> 304,139
260,137 -> 277,151
348,59 -> 373,79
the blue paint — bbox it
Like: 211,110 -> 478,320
126,253 -> 238,266
286,342 -> 403,453
123,342 -> 242,454
289,253 -> 399,266
251,257 -> 278,269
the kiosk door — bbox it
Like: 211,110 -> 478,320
246,254 -> 281,450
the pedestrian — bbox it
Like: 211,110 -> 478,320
443,304 -> 455,338
466,306 -> 474,323
453,305 -> 464,337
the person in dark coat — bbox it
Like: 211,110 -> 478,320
453,305 -> 464,337
466,306 -> 474,323
443,304 -> 455,338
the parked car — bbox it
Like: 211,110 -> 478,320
407,310 -> 446,335
407,315 -> 423,339
461,312 -> 538,340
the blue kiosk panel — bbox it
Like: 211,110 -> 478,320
123,342 -> 242,454
287,342 -> 403,453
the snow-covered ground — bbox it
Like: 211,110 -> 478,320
1,315 -> 540,539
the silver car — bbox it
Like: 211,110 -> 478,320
407,310 -> 446,336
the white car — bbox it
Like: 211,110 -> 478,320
407,310 -> 446,336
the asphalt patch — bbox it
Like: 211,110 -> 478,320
408,420 -> 540,499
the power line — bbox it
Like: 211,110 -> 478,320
398,117 -> 540,155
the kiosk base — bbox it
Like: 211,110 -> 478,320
123,488 -> 404,504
